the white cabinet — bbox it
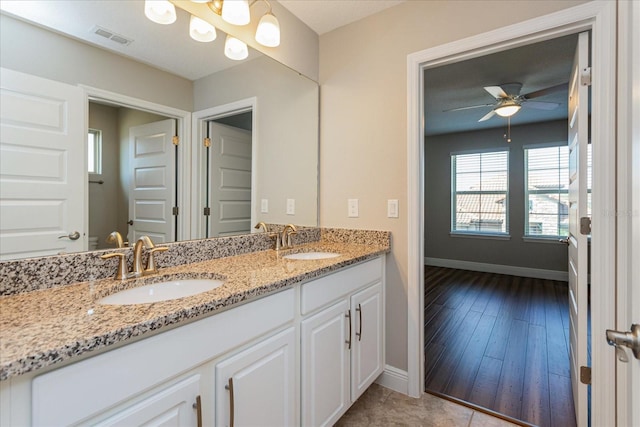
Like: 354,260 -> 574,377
300,258 -> 385,427
91,374 -> 202,427
215,327 -> 296,427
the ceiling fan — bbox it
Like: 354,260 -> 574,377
446,82 -> 566,122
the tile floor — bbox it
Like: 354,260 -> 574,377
335,384 -> 519,427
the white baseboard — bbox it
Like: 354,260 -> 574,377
376,365 -> 409,395
424,257 -> 568,281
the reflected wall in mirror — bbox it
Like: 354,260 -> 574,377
0,1 -> 319,260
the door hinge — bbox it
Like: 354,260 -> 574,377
580,216 -> 591,235
203,137 -> 211,148
581,67 -> 592,86
580,366 -> 591,384
172,206 -> 179,216
204,207 -> 210,216
172,136 -> 180,146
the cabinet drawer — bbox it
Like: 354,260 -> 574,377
32,288 -> 295,426
301,257 -> 382,315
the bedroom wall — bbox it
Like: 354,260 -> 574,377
424,119 -> 569,273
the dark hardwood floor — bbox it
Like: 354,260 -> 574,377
424,266 -> 576,427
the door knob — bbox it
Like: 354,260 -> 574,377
606,324 -> 640,362
58,231 -> 81,240
127,220 -> 134,225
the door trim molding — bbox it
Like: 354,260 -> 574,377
80,85 -> 192,242
406,2 -> 617,425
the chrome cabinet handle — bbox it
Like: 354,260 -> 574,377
192,395 -> 202,427
345,310 -> 352,349
225,377 -> 235,427
356,304 -> 362,341
58,231 -> 81,240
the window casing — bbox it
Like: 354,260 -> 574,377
525,145 -> 569,238
451,150 -> 509,236
88,129 -> 102,175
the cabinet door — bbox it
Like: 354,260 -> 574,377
301,299 -> 351,427
351,281 -> 384,401
215,328 -> 296,427
91,375 -> 201,427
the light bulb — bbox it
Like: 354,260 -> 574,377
221,0 -> 250,25
144,0 -> 177,25
189,15 -> 217,42
224,35 -> 248,60
255,12 -> 280,47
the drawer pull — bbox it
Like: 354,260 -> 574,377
192,395 -> 202,427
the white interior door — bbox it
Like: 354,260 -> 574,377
208,122 -> 252,237
567,31 -> 590,427
0,67 -> 85,260
128,119 -> 175,244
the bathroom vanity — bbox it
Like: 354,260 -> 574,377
0,231 -> 388,426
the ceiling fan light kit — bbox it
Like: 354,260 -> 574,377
144,0 -> 280,60
495,101 -> 521,118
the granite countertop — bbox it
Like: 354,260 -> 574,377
0,241 -> 388,381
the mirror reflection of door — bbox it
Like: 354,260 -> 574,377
205,112 -> 252,238
128,119 -> 176,244
88,102 -> 173,249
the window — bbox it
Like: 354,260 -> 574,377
88,129 -> 102,174
525,145 -> 569,237
451,150 -> 509,235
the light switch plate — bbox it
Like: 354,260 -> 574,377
261,199 -> 269,213
286,198 -> 295,215
348,199 -> 359,218
387,199 -> 399,218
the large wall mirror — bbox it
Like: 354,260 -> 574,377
0,1 -> 318,260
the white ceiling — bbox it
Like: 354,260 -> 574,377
278,0 -> 405,35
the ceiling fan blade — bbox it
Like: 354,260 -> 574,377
523,100 -> 560,110
443,103 -> 494,112
478,110 -> 496,122
522,83 -> 568,99
484,86 -> 508,99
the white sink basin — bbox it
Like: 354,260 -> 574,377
98,279 -> 224,305
283,252 -> 340,260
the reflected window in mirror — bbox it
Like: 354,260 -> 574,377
88,129 -> 102,175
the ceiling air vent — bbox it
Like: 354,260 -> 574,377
91,26 -> 133,46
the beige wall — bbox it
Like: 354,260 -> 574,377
194,56 -> 319,226
0,14 -> 193,111
318,0 -> 589,371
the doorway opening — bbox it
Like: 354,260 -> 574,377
85,87 -> 191,248
421,33 -> 592,427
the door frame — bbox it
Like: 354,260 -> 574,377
191,97 -> 258,239
406,1 -> 617,425
81,86 -> 192,241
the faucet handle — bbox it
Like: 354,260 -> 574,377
101,252 -> 128,280
146,246 -> 168,274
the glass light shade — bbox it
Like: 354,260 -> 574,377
144,0 -> 177,25
495,104 -> 521,117
224,35 -> 249,60
221,0 -> 250,25
189,15 -> 217,42
255,12 -> 280,47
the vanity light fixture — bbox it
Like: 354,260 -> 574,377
255,9 -> 280,47
144,0 -> 177,25
494,100 -> 522,118
221,0 -> 251,26
224,34 -> 249,60
189,15 -> 217,42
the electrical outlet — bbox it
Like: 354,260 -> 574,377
387,199 -> 399,218
261,199 -> 269,213
348,199 -> 359,218
286,198 -> 295,215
